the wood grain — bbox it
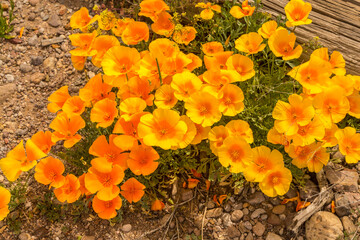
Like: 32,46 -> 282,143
262,0 -> 360,75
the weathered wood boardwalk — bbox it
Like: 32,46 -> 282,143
262,0 -> 360,75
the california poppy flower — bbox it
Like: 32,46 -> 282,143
218,84 -> 244,116
175,115 -> 197,149
244,146 -> 284,182
217,136 -> 253,173
137,109 -> 187,149
151,199 -> 165,211
138,0 -> 170,21
172,26 -> 197,45
111,18 -> 134,37
320,124 -> 339,147
191,123 -> 211,145
34,156 -> 65,188
79,173 -> 91,196
160,52 -> 193,78
259,167 -> 292,197
290,116 -> 325,146
0,139 -> 46,181
70,7 -> 98,32
196,2 -> 221,20
149,38 -> 180,62
79,73 -> 115,106
122,21 -> 149,45
151,11 -> 175,37
171,71 -> 202,102
225,120 -> 254,144
69,31 -> 97,57
230,0 -> 255,19
128,144 -> 159,175
31,130 -> 55,154
335,127 -> 360,164
90,98 -> 118,128
258,20 -> 283,39
89,135 -> 129,172
120,177 -> 146,203
285,0 -> 312,27
101,46 -> 140,77
235,32 -> 266,55
0,186 -> 11,221
47,86 -> 71,113
71,55 -> 87,71
154,84 -> 178,109
306,144 -> 329,172
185,91 -> 222,127
113,112 -> 146,142
202,42 -> 224,56
120,97 -> 147,121
54,174 -> 81,203
310,48 -> 346,76
118,76 -> 154,106
204,51 -> 234,70
50,112 -> 85,148
348,91 -> 360,119
268,28 -> 303,60
267,127 -> 291,152
208,126 -> 229,156
91,35 -> 120,68
226,54 -> 255,81
272,94 -> 315,136
98,9 -> 116,30
92,195 -> 122,219
85,165 -> 124,201
185,53 -> 202,71
186,178 -> 200,189
62,96 -> 85,117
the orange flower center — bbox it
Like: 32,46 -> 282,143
104,201 -> 113,208
100,174 -> 113,187
272,176 -> 279,184
224,97 -> 232,105
229,148 -> 243,162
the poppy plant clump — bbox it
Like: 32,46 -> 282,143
0,0 -> 359,224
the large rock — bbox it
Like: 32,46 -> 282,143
335,192 -> 360,217
324,166 -> 359,192
305,211 -> 343,240
341,216 -> 357,239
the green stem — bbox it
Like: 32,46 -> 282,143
155,58 -> 162,85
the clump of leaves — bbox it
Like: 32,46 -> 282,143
0,0 -> 15,39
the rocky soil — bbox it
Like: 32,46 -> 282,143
0,0 -> 359,239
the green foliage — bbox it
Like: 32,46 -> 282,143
0,0 -> 15,39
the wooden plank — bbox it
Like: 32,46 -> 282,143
261,0 -> 360,75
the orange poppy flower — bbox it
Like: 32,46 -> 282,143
226,54 -> 255,81
320,124 -> 339,147
310,48 -> 346,76
151,11 -> 175,37
230,0 -> 255,19
335,127 -> 360,164
113,112 -> 146,141
118,76 -> 154,106
287,57 -> 332,94
0,186 -> 11,221
350,75 -> 360,91
89,135 -> 129,172
306,144 -> 329,173
138,0 -> 170,21
120,97 -> 147,121
217,136 -> 253,173
161,52 -> 193,78
185,53 -> 202,71
172,26 -> 197,45
259,167 -> 292,197
50,112 -> 85,148
90,98 -> 118,128
204,51 -> 234,70
201,70 -> 237,93
79,173 -> 91,196
272,94 -> 315,135
191,123 -> 211,145
151,199 -> 165,211
175,115 -> 197,149
218,84 -> 244,116
71,55 -> 87,71
267,127 -> 291,152
348,91 -> 360,118
225,120 -> 253,144
235,32 -> 266,55
154,84 -> 178,109
54,174 -> 81,203
312,87 -> 350,128
137,109 -> 187,149
208,126 -> 229,156
70,7 -> 98,32
122,21 -> 149,45
31,130 -> 55,154
85,165 -> 124,201
0,139 -> 46,181
285,0 -> 312,27
149,38 -> 180,62
91,35 -> 120,68
244,146 -> 284,182
325,75 -> 354,96
101,46 -> 140,77
98,9 -> 116,30
34,156 -> 65,188
185,91 -> 222,127
258,20 -> 282,39
186,178 -> 200,189
111,18 -> 134,37
92,195 -> 122,219
196,2 -> 221,20
268,28 -> 303,60
69,31 -> 97,57
290,116 -> 325,146
47,86 -> 71,113
79,73 -> 115,106
120,177 -> 146,203
171,71 -> 202,102
62,96 -> 85,117
128,145 -> 159,175
202,41 -> 224,56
